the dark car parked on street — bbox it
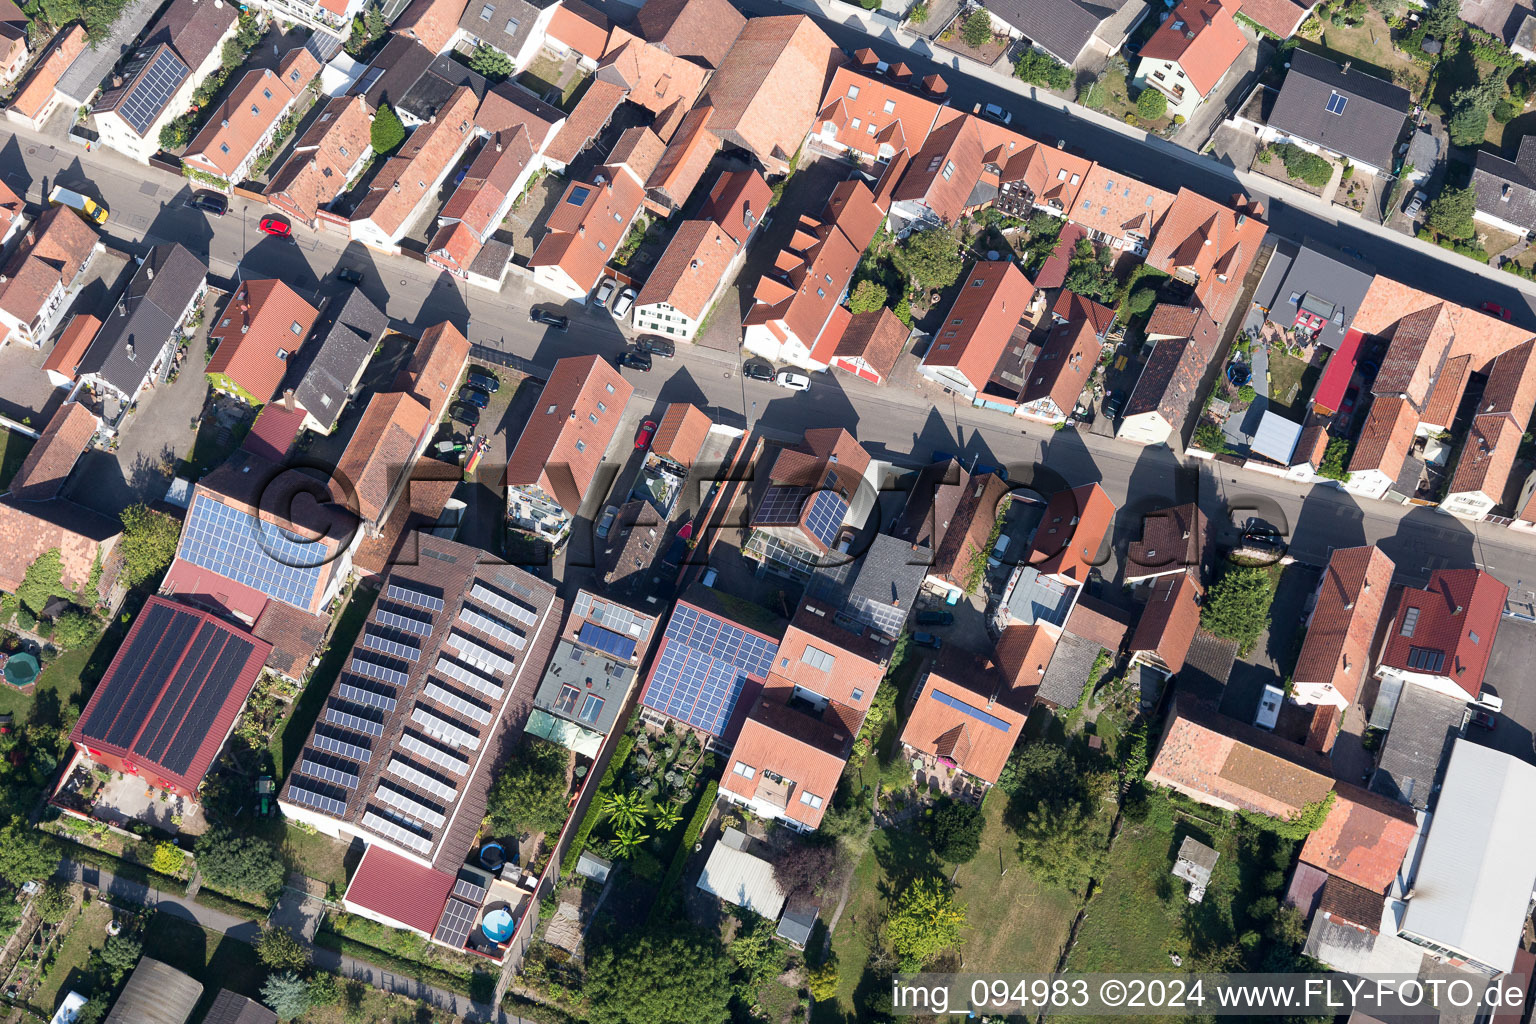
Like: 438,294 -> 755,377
617,349 -> 653,371
530,308 -> 569,330
743,360 -> 774,382
190,191 -> 228,216
636,335 -> 676,357
915,610 -> 954,626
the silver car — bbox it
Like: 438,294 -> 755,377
612,286 -> 636,318
593,277 -> 617,307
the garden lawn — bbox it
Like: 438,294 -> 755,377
28,898 -> 113,1017
140,911 -> 269,1020
1267,352 -> 1309,406
1310,12 -> 1428,99
0,427 -> 34,490
270,585 -> 377,779
246,819 -> 352,891
1089,64 -> 1171,132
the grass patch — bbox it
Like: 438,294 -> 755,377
270,585 -> 377,780
179,412 -> 253,480
28,898 -> 114,1017
140,912 -> 269,1020
1306,13 -> 1428,98
0,427 -> 35,491
1266,352 -> 1309,405
244,819 -> 352,892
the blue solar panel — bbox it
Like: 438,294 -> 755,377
179,495 -> 326,609
931,689 -> 1012,732
578,622 -> 636,660
803,490 -> 847,548
640,604 -> 777,736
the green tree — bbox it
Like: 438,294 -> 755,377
1080,79 -> 1108,109
151,841 -> 184,876
99,935 -> 142,982
0,816 -> 58,887
884,876 -> 965,969
1136,87 -> 1168,119
487,738 -> 570,837
1447,80 -> 1500,147
1318,437 -> 1352,480
262,971 -> 312,1020
849,278 -> 888,314
158,116 -> 194,153
307,972 -> 340,1007
961,8 -> 993,46
17,550 -> 69,617
1200,565 -> 1275,654
909,1 -> 929,22
194,827 -> 285,899
1014,49 -> 1072,90
926,798 -> 984,863
51,609 -> 100,651
1422,0 -> 1462,38
806,958 -> 838,1001
469,43 -> 514,81
34,881 -> 72,923
584,933 -> 734,1024
236,13 -> 263,48
220,37 -> 245,72
607,823 -> 649,860
1426,184 -> 1477,240
892,225 -> 964,294
1495,95 -> 1523,122
1193,421 -> 1230,454
257,927 -> 311,970
119,504 -> 182,586
371,103 -> 406,157
1122,283 -> 1159,318
74,995 -> 109,1024
364,4 -> 386,37
1064,238 -> 1116,302
728,914 -> 787,991
1015,802 -> 1106,892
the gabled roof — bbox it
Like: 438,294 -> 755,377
103,958 -> 203,1024
1020,316 -> 1097,416
893,115 -> 985,224
983,0 -> 1136,63
79,244 -> 208,396
1446,412 -> 1523,501
343,844 -> 456,934
0,497 -> 119,595
1144,189 -> 1265,325
1348,395 -> 1418,479
633,219 -> 740,320
1070,164 -> 1174,240
633,0 -> 745,68
546,0 -> 610,59
352,85 -> 478,236
817,65 -> 946,162
1472,136 -> 1536,229
1379,569 -> 1506,696
723,685 -> 856,829
283,286 -> 389,431
1299,782 -> 1415,893
336,391 -> 430,524
428,126 -> 532,272
185,50 -> 321,179
831,308 -> 908,379
207,280 -> 320,403
265,94 -> 375,224
93,42 -> 190,134
1129,573 -> 1201,673
1249,236 -> 1375,351
1123,305 -> 1220,435
9,401 -> 96,503
1292,545 -> 1394,703
1138,0 -> 1246,95
142,0 -> 237,68
652,403 -> 712,469
1026,482 -> 1114,584
899,662 -> 1027,784
544,78 -> 626,164
598,27 -> 709,139
394,51 -> 489,130
993,623 -> 1056,706
72,596 -> 272,792
505,354 -> 633,514
998,139 -> 1093,215
0,205 -> 100,328
529,171 -> 645,294
392,0 -> 466,52
1235,0 -> 1308,35
8,24 -> 86,121
43,313 -> 101,384
455,0 -> 544,68
1126,502 -> 1207,581
1267,49 -> 1409,169
921,259 -> 1035,391
700,168 -> 772,247
645,106 -> 719,211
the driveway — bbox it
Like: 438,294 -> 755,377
1176,38 -> 1270,153
1474,615 -> 1536,764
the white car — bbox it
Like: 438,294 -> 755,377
774,369 -> 812,391
612,286 -> 636,318
593,277 -> 616,307
982,103 -> 1012,125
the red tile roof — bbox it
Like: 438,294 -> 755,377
206,280 -> 320,403
633,219 -> 740,320
772,605 -> 886,711
997,139 -> 1093,217
1034,222 -> 1086,290
1066,595 -> 1134,650
546,0 -> 611,60
722,684 -> 853,828
427,127 -> 532,274
1020,317 -> 1097,418
343,844 -> 456,932
0,498 -> 118,595
830,308 -> 908,380
42,314 -> 100,383
1053,289 -> 1116,337
892,115 -> 985,224
598,27 -> 709,140
0,206 -> 100,329
1292,545 -> 1394,704
391,0 -> 465,52
8,24 -> 86,121
398,321 -> 470,424
1446,412 -> 1522,502
505,354 -> 633,514
1378,569 -> 1507,697
265,94 -> 374,225
352,85 -> 478,238
1144,189 -> 1265,325
530,172 -> 645,294
652,403 -> 711,469
900,663 -> 1027,784
1130,573 -> 1201,673
645,107 -> 718,212
1299,782 -> 1416,894
1126,502 -> 1207,581
700,168 -> 772,247
1236,0 -> 1309,35
816,65 -> 945,162
993,623 -> 1056,707
1071,165 -> 1174,243
10,401 -> 96,502
184,50 -> 321,180
633,0 -> 744,68
1138,0 -> 1246,95
336,391 -> 431,524
1348,395 -> 1418,479
921,259 -> 1034,392
1027,483 -> 1114,584
242,404 -> 306,462
1313,328 -> 1363,414
545,78 -> 626,165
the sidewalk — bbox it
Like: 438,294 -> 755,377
54,858 -> 533,1024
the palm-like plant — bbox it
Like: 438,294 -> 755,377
654,801 -> 684,830
602,790 -> 648,831
608,824 -> 649,860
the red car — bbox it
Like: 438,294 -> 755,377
1482,301 -> 1513,321
634,420 -> 657,450
258,217 -> 292,238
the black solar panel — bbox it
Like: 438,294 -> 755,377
453,873 -> 487,903
326,700 -> 386,736
95,602 -> 194,749
81,600 -> 172,742
145,625 -> 256,774
116,47 -> 189,136
137,624 -> 226,764
434,898 -> 479,947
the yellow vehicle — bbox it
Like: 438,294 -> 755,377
49,185 -> 108,225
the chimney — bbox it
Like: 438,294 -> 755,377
496,142 -> 503,152
1342,60 -> 1351,73
283,388 -> 296,411
1455,604 -> 1464,614
146,266 -> 153,280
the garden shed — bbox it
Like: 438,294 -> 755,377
696,827 -> 785,918
103,958 -> 202,1024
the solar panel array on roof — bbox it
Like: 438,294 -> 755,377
434,897 -> 480,947
387,582 -> 445,611
299,757 -> 359,789
932,689 -> 1012,732
448,632 -> 516,676
180,495 -> 327,609
116,47 -> 189,136
452,873 -> 487,903
338,680 -> 397,711
389,757 -> 457,802
313,727 -> 372,762
574,592 -> 650,640
423,682 -> 492,725
376,781 -> 446,827
803,490 -> 848,547
470,583 -> 538,625
459,607 -> 526,650
363,629 -> 421,662
411,706 -> 480,749
350,655 -> 410,687
578,621 -> 637,660
399,731 -> 470,775
756,485 -> 811,525
434,657 -> 503,699
377,607 -> 434,636
289,784 -> 348,816
362,809 -> 432,853
642,604 -> 777,736
327,700 -> 386,736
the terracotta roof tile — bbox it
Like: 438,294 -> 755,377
8,24 -> 86,121
645,107 -> 718,212
1126,502 -> 1207,581
252,598 -> 328,678
1070,165 -> 1174,243
1065,595 -> 1134,650
529,172 -> 645,295
598,27 -> 709,140
1348,395 -> 1418,479
1124,306 -> 1220,436
546,0 -> 610,60
242,404 -> 306,462
1053,289 -> 1116,337
351,458 -> 461,578
1300,782 -> 1416,893
10,401 -> 96,502
397,320 -> 470,424
721,684 -> 852,828
266,95 -> 375,225
633,0 -> 744,68
0,497 -> 119,594
1129,573 -> 1201,673
1138,0 -> 1246,95
206,280 -> 320,403
608,125 -> 667,184
993,623 -> 1056,709
1026,482 -> 1114,584
1292,545 -> 1394,705
817,65 -> 946,162
42,313 -> 101,383
336,391 -> 431,524
899,664 -> 1027,784
997,139 -> 1093,216
634,220 -> 740,319
1144,189 -> 1265,325
1236,0 -> 1308,35
1020,317 -> 1097,419
0,206 -> 100,329
831,308 -> 908,380
184,49 -> 320,180
352,85 -> 478,237
892,115 -> 985,224
505,354 -> 633,514
427,127 -> 532,274
1446,412 -> 1522,502
652,403 -> 711,469
1318,874 -> 1386,931
921,260 -> 1034,393
391,0 -> 465,52
343,845 -> 456,934
1420,352 -> 1472,430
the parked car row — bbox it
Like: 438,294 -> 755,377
449,366 -> 501,430
592,277 -> 636,318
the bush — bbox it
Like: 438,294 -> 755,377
370,103 -> 405,157
257,927 -> 311,970
1014,49 -> 1072,90
486,737 -> 571,838
849,278 -> 887,314
468,42 -> 513,82
1136,87 -> 1167,119
194,827 -> 285,901
807,959 -> 839,1001
1201,565 -> 1275,654
649,781 -> 717,924
119,504 -> 181,587
151,841 -> 184,876
34,882 -> 72,923
1318,437 -> 1351,480
52,609 -> 100,650
263,971 -> 311,1020
561,734 -> 632,874
1426,184 -> 1477,241
1193,421 -> 1230,454
927,798 -> 984,863
1267,143 -> 1333,187
961,8 -> 993,46
1495,96 -> 1522,122
1080,80 -> 1107,109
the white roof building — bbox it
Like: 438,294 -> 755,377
696,827 -> 786,918
1398,739 -> 1536,974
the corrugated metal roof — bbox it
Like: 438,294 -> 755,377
104,958 -> 202,1024
696,827 -> 785,918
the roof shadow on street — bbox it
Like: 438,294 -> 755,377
405,271 -> 471,339
755,368 -> 861,443
1376,504 -> 1477,585
1108,443 -> 1201,583
1287,485 -> 1369,567
142,183 -> 216,267
0,136 -> 31,200
1038,422 -> 1101,489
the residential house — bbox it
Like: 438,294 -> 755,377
43,314 -> 101,387
1129,573 -> 1201,676
69,596 -> 272,796
281,534 -> 561,875
1293,782 -> 1416,928
813,62 -> 948,165
545,0 -> 609,67
1375,568 -> 1506,703
981,0 -> 1150,67
527,590 -> 658,755
745,429 -> 879,578
77,244 -> 208,416
1131,0 -> 1246,121
638,589 -> 782,742
644,107 -> 719,215
634,0 -> 744,68
391,52 -> 495,129
456,0 -> 563,72
396,320 -> 471,424
889,115 -> 986,232
1118,304 -> 1221,446
1394,740 -> 1536,974
183,48 -> 323,187
92,0 -> 240,163
0,205 -> 103,349
695,14 -> 843,174
335,391 -> 432,529
596,26 -> 709,141
1233,0 -> 1314,36
1017,315 -> 1097,424
632,170 -> 769,341
5,24 -> 86,131
51,0 -> 159,115
891,459 -> 1012,597
992,623 -> 1056,708
0,493 -> 119,599
917,260 -> 1036,400
351,85 -> 479,249
426,127 -> 535,281
1291,546 -> 1394,711
541,82 -> 623,168
992,139 -> 1092,220
528,136 -> 654,299
9,401 -> 97,503
743,179 -> 886,368
1367,683 -> 1464,807
1245,236 -> 1375,352
1262,50 -> 1409,175
1069,164 -> 1174,253
0,0 -> 28,87
823,308 -> 908,384
1143,190 -> 1265,326
244,0 -> 364,39
1025,482 -> 1114,587
805,531 -> 926,637
1125,502 -> 1209,584
281,285 -> 389,434
1443,339 -> 1536,520
265,94 -> 375,229
1471,135 -> 1536,236
392,0 -> 466,53
206,280 -> 320,405
898,655 -> 1030,788
1146,696 -> 1335,817
506,354 -> 633,543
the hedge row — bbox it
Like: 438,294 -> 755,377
313,930 -> 473,997
559,734 -> 635,875
649,780 -> 717,920
51,834 -> 189,897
